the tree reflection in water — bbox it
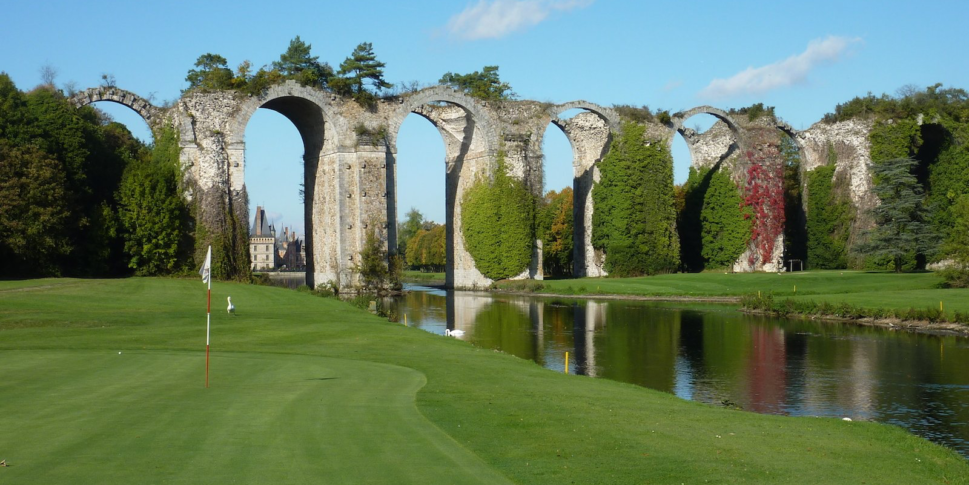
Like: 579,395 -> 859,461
389,285 -> 969,457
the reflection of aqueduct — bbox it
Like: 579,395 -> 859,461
70,81 -> 859,289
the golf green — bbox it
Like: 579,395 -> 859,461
0,349 -> 511,484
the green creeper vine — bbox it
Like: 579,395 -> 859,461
700,168 -> 751,268
461,151 -> 536,280
805,165 -> 853,269
592,121 -> 679,276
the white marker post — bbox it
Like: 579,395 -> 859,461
199,246 -> 212,388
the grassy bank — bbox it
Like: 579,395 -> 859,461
402,270 -> 445,285
1,278 -> 966,483
501,271 -> 969,322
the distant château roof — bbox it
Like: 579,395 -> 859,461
251,206 -> 274,238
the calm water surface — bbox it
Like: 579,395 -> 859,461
391,284 -> 969,458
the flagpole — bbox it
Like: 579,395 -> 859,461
206,273 -> 211,388
200,245 -> 212,389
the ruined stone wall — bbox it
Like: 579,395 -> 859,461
672,115 -> 787,272
682,121 -> 737,171
175,90 -> 252,277
70,79 -> 885,286
797,118 -> 877,240
558,112 -> 612,277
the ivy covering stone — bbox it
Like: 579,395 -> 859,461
592,122 -> 679,276
460,152 -> 536,280
805,165 -> 852,269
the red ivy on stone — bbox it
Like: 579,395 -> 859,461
743,146 -> 785,267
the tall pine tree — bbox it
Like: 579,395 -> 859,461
856,157 -> 938,272
332,42 -> 391,107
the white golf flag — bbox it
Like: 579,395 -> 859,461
199,245 -> 212,284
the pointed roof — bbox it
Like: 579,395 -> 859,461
251,206 -> 274,237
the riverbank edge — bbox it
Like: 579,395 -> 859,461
488,288 -> 740,304
487,288 -> 969,337
741,307 -> 969,336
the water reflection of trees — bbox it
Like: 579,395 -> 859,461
393,289 -> 448,329
590,302 -> 680,391
464,298 -> 536,360
396,289 -> 969,456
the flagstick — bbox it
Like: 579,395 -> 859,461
206,275 -> 211,388
200,244 -> 213,389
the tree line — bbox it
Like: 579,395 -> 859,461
0,74 -> 190,279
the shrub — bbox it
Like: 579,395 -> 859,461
939,267 -> 969,288
354,224 -> 399,293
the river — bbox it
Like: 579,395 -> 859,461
389,284 -> 969,458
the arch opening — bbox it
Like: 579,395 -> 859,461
388,93 -> 495,289
240,95 -> 327,284
90,102 -> 154,144
393,112 -> 447,275
778,130 -> 807,270
538,110 -> 578,278
541,107 -> 613,278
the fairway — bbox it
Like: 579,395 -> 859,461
2,278 -> 968,483
0,350 -> 510,484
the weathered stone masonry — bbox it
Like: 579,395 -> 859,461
70,83 -> 877,289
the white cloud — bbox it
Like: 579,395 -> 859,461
698,35 -> 862,100
266,211 -> 285,225
445,0 -> 594,40
662,79 -> 683,92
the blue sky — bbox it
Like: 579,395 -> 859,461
2,0 -> 967,235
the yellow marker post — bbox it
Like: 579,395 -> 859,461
940,301 -> 944,312
565,352 -> 569,375
404,314 -> 408,326
794,285 -> 797,294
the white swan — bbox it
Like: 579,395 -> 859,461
445,328 -> 465,337
227,296 -> 235,315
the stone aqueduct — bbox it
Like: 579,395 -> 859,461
70,82 -> 875,289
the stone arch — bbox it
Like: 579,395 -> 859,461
224,81 -> 349,289
538,103 -> 617,278
547,101 -> 620,132
774,119 -> 799,140
671,105 -> 742,136
69,87 -> 162,131
668,106 -> 745,172
387,85 -> 498,153
386,86 -> 500,289
226,81 -> 347,152
770,118 -> 806,159
533,101 -> 620,180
